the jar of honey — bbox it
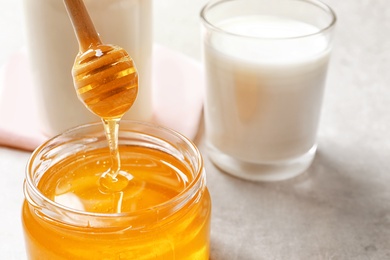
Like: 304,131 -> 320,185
23,0 -> 153,136
22,121 -> 211,259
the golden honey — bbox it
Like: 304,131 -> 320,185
72,44 -> 138,119
22,121 -> 211,259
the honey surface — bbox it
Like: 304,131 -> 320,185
38,145 -> 191,213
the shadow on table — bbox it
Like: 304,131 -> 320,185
207,141 -> 390,259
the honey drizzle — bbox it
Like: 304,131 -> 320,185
64,0 -> 138,206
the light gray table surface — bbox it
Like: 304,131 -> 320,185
1,0 -> 389,259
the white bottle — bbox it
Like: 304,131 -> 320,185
23,0 -> 153,136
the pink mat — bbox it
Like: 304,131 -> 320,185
0,45 -> 204,151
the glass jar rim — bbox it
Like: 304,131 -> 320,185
24,120 -> 205,222
200,0 -> 337,41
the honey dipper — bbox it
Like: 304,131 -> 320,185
63,0 -> 138,119
64,0 -> 137,192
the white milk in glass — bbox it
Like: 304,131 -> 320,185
23,0 -> 152,136
204,15 -> 331,164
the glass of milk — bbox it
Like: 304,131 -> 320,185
200,0 -> 336,181
23,0 -> 153,136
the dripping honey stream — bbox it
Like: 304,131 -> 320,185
63,0 -> 139,197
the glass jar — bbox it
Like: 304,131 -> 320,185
22,0 -> 153,136
22,121 -> 211,259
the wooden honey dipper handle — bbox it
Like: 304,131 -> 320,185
63,0 -> 102,52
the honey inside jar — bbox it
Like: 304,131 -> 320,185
39,146 -> 191,214
22,122 -> 211,259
